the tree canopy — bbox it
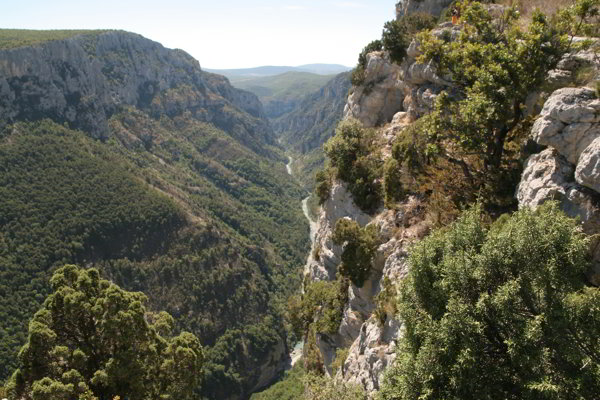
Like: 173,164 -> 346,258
7,265 -> 203,400
379,203 -> 600,400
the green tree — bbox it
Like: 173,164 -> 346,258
418,1 -> 567,173
7,265 -> 203,400
382,13 -> 437,64
304,373 -> 366,400
379,203 -> 600,400
332,219 -> 378,287
324,119 -> 382,212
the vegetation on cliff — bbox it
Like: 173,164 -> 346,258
379,203 -> 600,400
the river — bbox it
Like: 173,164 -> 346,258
286,156 -> 318,366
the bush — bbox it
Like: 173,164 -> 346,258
287,279 -> 349,339
379,202 -> 600,400
383,158 -> 404,207
315,169 -> 332,205
332,219 -> 378,287
382,13 -> 437,64
303,373 -> 366,400
7,265 -> 203,400
324,119 -> 382,212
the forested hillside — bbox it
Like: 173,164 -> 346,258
273,72 -> 351,190
0,29 -> 309,399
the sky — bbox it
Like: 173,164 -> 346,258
0,0 -> 397,69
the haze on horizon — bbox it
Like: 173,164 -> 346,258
0,0 -> 396,69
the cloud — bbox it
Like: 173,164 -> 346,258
334,1 -> 367,8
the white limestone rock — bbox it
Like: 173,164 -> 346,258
344,52 -> 405,127
531,88 -> 600,165
310,182 -> 372,281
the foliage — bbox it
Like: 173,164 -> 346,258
287,279 -> 349,339
324,119 -> 382,212
379,203 -> 600,400
332,219 -> 379,287
7,265 -> 202,400
303,373 -> 367,400
352,40 -> 382,86
383,158 -> 404,207
250,362 -> 305,400
382,13 -> 437,64
418,1 -> 567,172
0,29 -> 109,50
315,169 -> 333,205
553,0 -> 600,38
0,112 -> 308,398
331,347 -> 350,376
373,276 -> 398,327
0,120 -> 183,381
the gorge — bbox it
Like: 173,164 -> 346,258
2,0 -> 600,399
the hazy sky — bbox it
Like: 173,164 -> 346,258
0,0 -> 396,69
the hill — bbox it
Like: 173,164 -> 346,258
231,71 -> 336,118
0,29 -> 309,399
205,63 -> 350,81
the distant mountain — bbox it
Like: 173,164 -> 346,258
205,63 -> 351,81
232,71 -> 336,118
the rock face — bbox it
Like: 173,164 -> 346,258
396,0 -> 454,19
344,25 -> 456,128
275,72 -> 352,153
0,31 -> 272,151
518,83 -> 600,285
309,182 -> 372,281
344,52 -> 405,127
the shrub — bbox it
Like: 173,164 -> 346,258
332,219 -> 378,287
286,279 -> 349,339
379,202 -> 600,400
383,158 -> 404,207
382,13 -> 437,64
303,373 -> 366,400
324,119 -> 382,212
315,169 -> 332,205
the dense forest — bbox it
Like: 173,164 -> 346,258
0,29 -> 309,399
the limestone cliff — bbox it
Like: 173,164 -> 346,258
305,13 -> 600,398
0,30 -> 272,153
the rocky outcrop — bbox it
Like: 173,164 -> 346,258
518,83 -> 600,284
249,338 -> 290,394
344,52 -> 405,127
0,31 -> 272,151
309,182 -> 372,281
396,0 -> 454,19
344,25 -> 456,128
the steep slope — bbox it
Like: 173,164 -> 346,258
295,2 -> 600,398
0,29 -> 309,399
273,72 -> 351,189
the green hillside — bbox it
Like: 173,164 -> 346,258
0,30 -> 309,399
0,29 -> 110,50
232,72 -> 335,118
